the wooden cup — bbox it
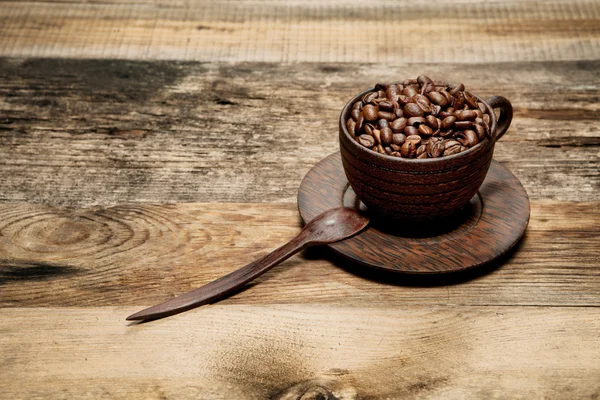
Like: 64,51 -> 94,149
339,88 -> 513,221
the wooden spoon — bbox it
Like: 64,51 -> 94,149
126,207 -> 369,322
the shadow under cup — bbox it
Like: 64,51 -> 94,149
339,87 -> 513,233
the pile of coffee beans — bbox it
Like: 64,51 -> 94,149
345,76 -> 492,158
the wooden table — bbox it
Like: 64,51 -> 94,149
1,1 -> 599,398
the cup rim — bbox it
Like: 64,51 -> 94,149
339,84 -> 499,164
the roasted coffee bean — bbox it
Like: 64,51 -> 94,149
474,124 -> 486,140
378,111 -> 396,121
453,91 -> 465,110
357,134 -> 375,148
456,110 -> 478,121
417,75 -> 433,86
392,133 -> 406,145
426,115 -> 440,130
440,129 -> 454,138
390,118 -> 408,133
378,100 -> 394,111
478,102 -> 487,115
464,91 -> 479,109
403,86 -> 419,97
346,118 -> 356,135
448,83 -> 465,96
406,135 -> 422,146
408,116 -> 427,126
397,95 -> 410,106
401,141 -> 417,157
363,104 -> 378,122
380,127 -> 393,145
404,126 -> 419,136
429,141 -> 445,158
404,103 -> 424,118
355,113 -> 365,135
362,91 -> 378,104
441,116 -> 456,129
349,78 -> 494,158
377,119 -> 389,129
455,121 -> 473,130
428,91 -> 448,106
372,129 -> 382,144
418,124 -> 434,136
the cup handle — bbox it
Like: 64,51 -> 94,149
485,95 -> 513,141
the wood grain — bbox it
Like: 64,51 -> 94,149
1,58 -> 598,207
0,0 -> 599,63
1,306 -> 598,399
1,202 -> 597,308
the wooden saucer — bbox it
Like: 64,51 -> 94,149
297,153 -> 530,274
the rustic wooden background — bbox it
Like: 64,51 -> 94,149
1,0 -> 599,399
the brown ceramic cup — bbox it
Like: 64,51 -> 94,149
339,87 -> 513,221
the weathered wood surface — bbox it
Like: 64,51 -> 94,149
1,0 -> 599,63
1,58 -> 598,206
1,202 -> 598,308
1,306 -> 599,399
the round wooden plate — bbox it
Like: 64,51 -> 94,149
298,152 -> 530,274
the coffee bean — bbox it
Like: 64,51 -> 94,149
448,83 -> 465,96
429,141 -> 445,158
350,79 -> 496,158
346,118 -> 356,135
456,110 -> 478,121
404,103 -> 424,118
380,127 -> 393,145
408,116 -> 427,126
426,115 -> 440,130
417,75 -> 433,86
355,113 -> 365,135
404,126 -> 419,136
372,129 -> 382,144
455,121 -> 473,130
474,124 -> 486,140
357,134 -> 375,148
377,111 -> 396,121
406,135 -> 422,146
464,91 -> 479,109
403,86 -> 418,97
401,141 -> 417,158
418,124 -> 434,136
428,91 -> 448,106
441,116 -> 456,129
392,133 -> 406,145
362,91 -> 378,104
363,104 -> 378,122
378,100 -> 394,111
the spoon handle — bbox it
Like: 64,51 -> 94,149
126,232 -> 308,321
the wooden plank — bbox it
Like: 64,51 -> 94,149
0,0 -> 599,62
1,59 -> 599,206
1,202 -> 598,308
1,306 -> 599,399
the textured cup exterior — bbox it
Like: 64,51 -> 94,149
339,88 -> 499,221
